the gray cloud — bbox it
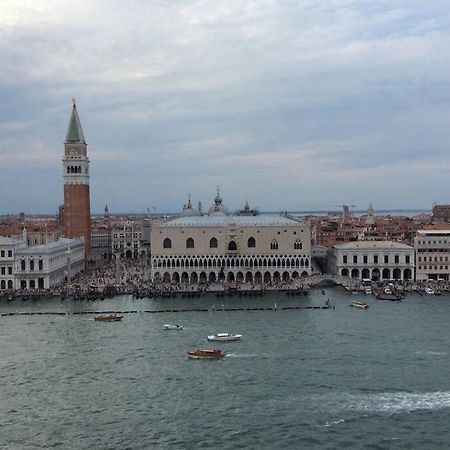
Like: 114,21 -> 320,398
1,0 -> 450,214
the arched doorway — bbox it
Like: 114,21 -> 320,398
254,272 -> 262,283
154,272 -> 161,282
282,271 -> 290,282
393,268 -> 401,280
361,268 -> 370,279
190,272 -> 198,283
20,280 -> 27,289
0,280 -> 5,290
351,268 -> 359,279
292,271 -> 299,279
227,272 -> 235,282
29,280 -> 36,289
200,272 -> 207,283
273,271 -> 280,282
126,250 -> 132,258
372,268 -> 380,281
7,280 -> 13,289
38,278 -> 44,289
218,272 -> 225,282
245,272 -> 253,282
404,268 -> 412,280
301,271 -> 309,277
341,268 -> 349,277
264,272 -> 271,283
163,272 -> 171,283
209,272 -> 217,283
382,268 -> 390,280
236,272 -> 244,282
172,272 -> 180,283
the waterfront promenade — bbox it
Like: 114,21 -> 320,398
2,259 -> 449,301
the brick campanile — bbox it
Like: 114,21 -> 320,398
62,99 -> 92,255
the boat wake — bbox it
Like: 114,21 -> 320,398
414,350 -> 447,356
322,391 -> 450,414
225,353 -> 258,358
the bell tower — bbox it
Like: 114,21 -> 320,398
62,99 -> 92,255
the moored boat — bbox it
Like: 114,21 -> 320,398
350,301 -> 369,309
187,348 -> 225,359
424,287 -> 435,295
163,324 -> 183,330
94,313 -> 123,322
207,332 -> 242,342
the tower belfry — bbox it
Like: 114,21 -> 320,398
62,100 -> 92,255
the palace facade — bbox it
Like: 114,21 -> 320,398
150,194 -> 312,284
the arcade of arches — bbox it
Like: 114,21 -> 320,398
152,254 -> 310,283
340,267 -> 413,281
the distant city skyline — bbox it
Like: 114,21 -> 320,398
2,1 -> 450,214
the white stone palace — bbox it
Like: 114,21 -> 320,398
333,240 -> 415,281
150,192 -> 312,284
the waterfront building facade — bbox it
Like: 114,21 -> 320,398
14,237 -> 85,289
150,194 -> 312,284
62,100 -> 92,254
333,240 -> 414,281
0,236 -> 26,291
415,229 -> 450,281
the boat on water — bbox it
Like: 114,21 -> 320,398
94,313 -> 123,322
187,349 -> 225,359
424,287 -> 435,295
207,332 -> 242,342
350,301 -> 369,309
163,324 -> 183,330
384,287 -> 392,295
364,287 -> 372,295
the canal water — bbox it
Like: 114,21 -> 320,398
1,288 -> 450,449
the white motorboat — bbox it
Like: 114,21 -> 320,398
384,287 -> 392,295
364,287 -> 372,295
163,324 -> 183,330
424,287 -> 435,295
207,332 -> 242,342
350,301 -> 369,309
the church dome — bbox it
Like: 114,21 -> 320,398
208,190 -> 230,216
180,197 -> 200,217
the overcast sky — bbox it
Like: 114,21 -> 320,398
1,0 -> 450,215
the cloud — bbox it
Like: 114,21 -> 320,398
1,0 -> 450,213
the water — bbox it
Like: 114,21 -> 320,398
1,288 -> 450,449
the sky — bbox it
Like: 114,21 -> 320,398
1,0 -> 450,215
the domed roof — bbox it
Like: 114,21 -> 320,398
180,196 -> 200,217
208,189 -> 229,216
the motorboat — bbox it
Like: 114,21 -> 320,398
424,287 -> 435,295
207,332 -> 243,342
364,287 -> 372,295
384,286 -> 392,295
350,301 -> 369,309
163,324 -> 183,330
94,313 -> 123,322
187,349 -> 225,359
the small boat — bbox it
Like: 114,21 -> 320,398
364,287 -> 372,295
350,301 -> 369,309
384,287 -> 392,295
94,313 -> 123,322
187,349 -> 225,359
207,332 -> 243,342
163,324 -> 183,330
424,287 -> 435,295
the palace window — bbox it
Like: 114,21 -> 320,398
210,237 -> 218,248
270,240 -> 279,250
228,241 -> 237,251
163,238 -> 172,249
186,238 -> 194,249
248,237 -> 256,248
294,240 -> 302,250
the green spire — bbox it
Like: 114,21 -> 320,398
65,98 -> 86,144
